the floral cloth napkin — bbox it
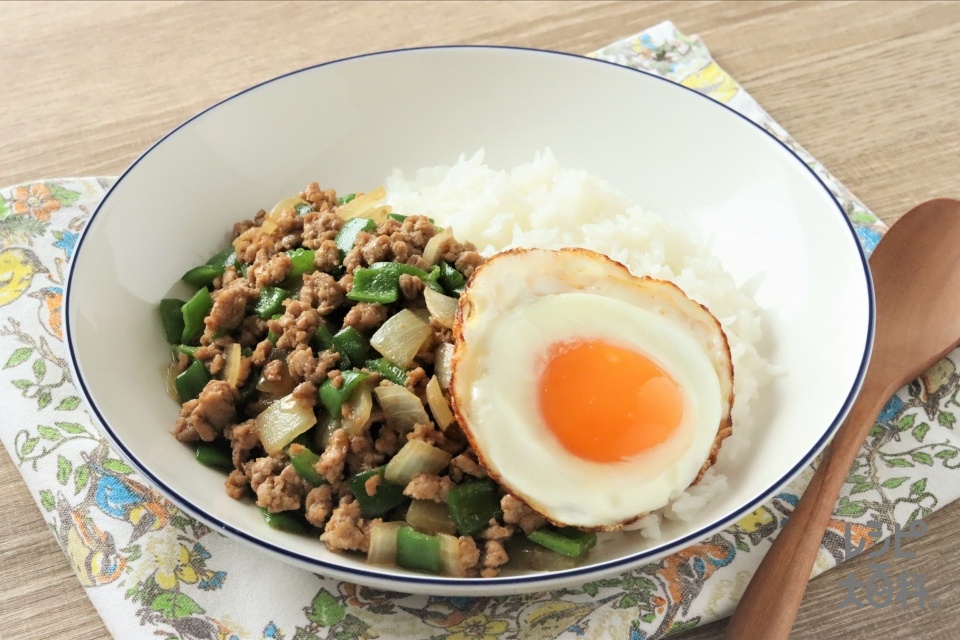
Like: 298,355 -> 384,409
2,21 -> 956,640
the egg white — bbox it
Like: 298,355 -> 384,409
451,248 -> 733,529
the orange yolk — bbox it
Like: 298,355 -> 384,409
537,340 -> 684,463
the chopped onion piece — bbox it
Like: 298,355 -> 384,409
255,393 -> 317,454
424,287 -> 457,329
368,521 -> 404,566
384,439 -> 452,485
255,358 -> 296,397
438,533 -> 467,577
373,383 -> 431,432
426,376 -> 455,431
434,343 -> 454,390
314,411 -> 339,451
223,343 -> 242,387
422,227 -> 453,266
370,309 -> 431,368
342,379 -> 375,436
337,187 -> 388,221
406,499 -> 457,535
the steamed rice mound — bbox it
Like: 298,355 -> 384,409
386,149 -> 772,537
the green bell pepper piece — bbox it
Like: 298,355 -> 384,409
446,479 -> 503,536
526,526 -> 597,558
333,327 -> 369,367
293,202 -> 313,216
337,193 -> 357,205
439,261 -> 466,295
206,247 -> 237,269
318,370 -> 371,418
159,298 -> 186,343
254,286 -> 289,319
349,467 -> 408,517
346,267 -> 401,304
180,287 -> 212,344
369,262 -> 443,293
386,213 -> 435,224
365,358 -> 408,386
195,441 -> 232,471
175,359 -> 209,403
335,217 -> 376,256
182,264 -> 224,287
395,525 -> 441,574
285,248 -> 317,279
287,443 -> 324,487
172,344 -> 199,358
260,507 -> 310,534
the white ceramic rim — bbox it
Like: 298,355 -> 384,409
64,45 -> 875,594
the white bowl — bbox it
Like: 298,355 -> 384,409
65,46 -> 872,595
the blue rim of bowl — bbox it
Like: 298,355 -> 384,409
64,45 -> 875,591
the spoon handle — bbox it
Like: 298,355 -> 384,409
724,371 -> 892,640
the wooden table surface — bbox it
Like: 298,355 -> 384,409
2,1 -> 959,639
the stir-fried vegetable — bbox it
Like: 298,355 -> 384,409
438,261 -> 466,295
526,526 -> 597,558
425,376 -> 455,431
369,309 -> 432,368
285,248 -> 317,279
365,357 -> 408,386
260,506 -> 309,534
349,467 -> 408,517
435,345 -> 454,391
206,246 -> 237,269
447,479 -> 503,536
255,392 -> 317,454
396,525 -> 441,574
373,383 -> 431,432
159,298 -> 186,343
287,443 -> 324,487
424,287 -> 457,329
254,286 -> 289,319
318,370 -> 371,419
335,217 -> 376,256
422,227 -> 453,267
255,356 -> 296,397
342,378 -> 375,435
175,359 -> 209,403
367,521 -> 403,566
505,536 -> 583,571
337,187 -> 389,222
438,533 -> 468,577
180,287 -> 213,344
173,344 -> 199,358
182,264 -> 224,287
223,343 -> 242,387
383,439 -> 452,486
195,441 -> 232,471
406,499 -> 457,535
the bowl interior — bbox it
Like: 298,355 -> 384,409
66,47 -> 871,595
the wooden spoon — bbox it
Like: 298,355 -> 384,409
725,198 -> 960,640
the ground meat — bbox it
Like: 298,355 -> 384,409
317,428 -> 350,485
313,239 -> 341,273
224,419 -> 260,469
338,272 -> 354,293
171,352 -> 190,376
449,451 -> 487,482
275,207 -> 306,251
232,217 -> 256,238
256,463 -> 307,513
364,473 -> 381,497
301,210 -> 344,249
430,318 -> 453,345
207,281 -> 258,333
398,274 -> 423,301
300,183 -> 338,212
244,454 -> 286,492
480,540 -> 509,578
481,519 -> 515,541
455,250 -> 483,280
408,422 -> 444,449
225,469 -> 248,500
342,302 -> 388,333
346,432 -> 382,476
342,246 -> 364,274
458,536 -> 481,577
403,473 -> 455,502
251,339 -> 273,366
300,272 -> 344,315
261,359 -> 283,383
404,366 -> 428,391
501,494 -> 548,535
374,424 -> 401,457
193,344 -> 222,364
292,380 -> 318,407
287,345 -> 338,386
250,252 -> 293,288
360,235 -> 391,265
172,380 -> 239,442
320,496 -> 371,553
208,353 -> 225,376
272,300 -> 322,350
305,484 -> 334,527
238,315 -> 268,348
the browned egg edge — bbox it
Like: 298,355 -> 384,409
449,246 -> 736,533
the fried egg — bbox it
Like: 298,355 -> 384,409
450,248 -> 734,529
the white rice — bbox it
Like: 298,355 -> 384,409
385,149 -> 771,539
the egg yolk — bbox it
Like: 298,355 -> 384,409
537,340 -> 684,463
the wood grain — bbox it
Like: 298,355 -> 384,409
1,2 -> 959,639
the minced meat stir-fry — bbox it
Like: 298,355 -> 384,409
159,183 -> 596,577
